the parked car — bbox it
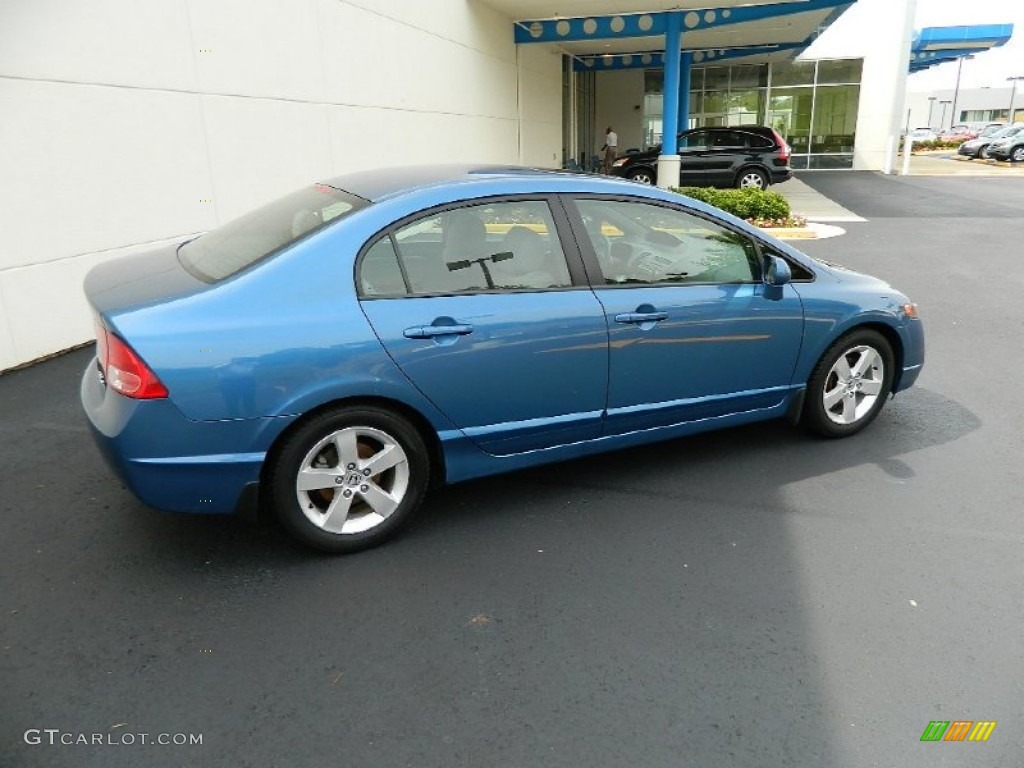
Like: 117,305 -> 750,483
986,127 -> 1024,162
609,126 -> 792,189
81,166 -> 924,552
905,128 -> 938,143
957,124 -> 1024,159
939,124 -> 977,142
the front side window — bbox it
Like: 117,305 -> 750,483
680,131 -> 710,150
179,184 -> 366,282
388,200 -> 573,295
575,199 -> 760,285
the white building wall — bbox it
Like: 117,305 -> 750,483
595,70 -> 646,157
0,0 -> 562,371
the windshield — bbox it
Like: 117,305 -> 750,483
179,184 -> 368,282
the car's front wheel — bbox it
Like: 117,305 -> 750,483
268,405 -> 430,552
736,168 -> 769,189
1011,146 -> 1024,162
803,329 -> 895,438
626,168 -> 655,185
979,145 -> 990,159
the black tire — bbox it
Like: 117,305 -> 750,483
1011,146 -> 1024,163
268,405 -> 430,553
802,329 -> 895,439
736,167 -> 769,189
627,167 -> 655,185
978,145 -> 990,159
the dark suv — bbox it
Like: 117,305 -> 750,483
610,126 -> 792,189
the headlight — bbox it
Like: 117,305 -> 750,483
902,303 -> 919,319
612,158 -> 629,167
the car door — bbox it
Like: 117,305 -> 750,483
706,130 -> 749,185
565,195 -> 805,435
357,197 -> 609,456
677,130 -> 713,186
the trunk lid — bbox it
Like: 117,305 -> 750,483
83,241 -> 208,319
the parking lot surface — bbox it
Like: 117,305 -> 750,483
2,172 -> 1023,767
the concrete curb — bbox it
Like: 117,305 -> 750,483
759,222 -> 846,241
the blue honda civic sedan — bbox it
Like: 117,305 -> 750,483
81,165 -> 923,552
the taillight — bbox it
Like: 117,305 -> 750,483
772,129 -> 791,162
94,323 -> 168,399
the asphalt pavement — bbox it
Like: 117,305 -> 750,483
2,172 -> 1023,768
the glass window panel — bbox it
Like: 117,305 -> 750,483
574,199 -> 760,286
644,70 -> 664,94
816,59 -> 863,85
393,201 -> 572,294
359,236 -> 407,297
703,90 -> 728,114
730,64 -> 769,89
726,89 -> 766,125
768,88 -> 813,154
771,61 -> 815,87
703,66 -> 729,91
811,85 -> 860,153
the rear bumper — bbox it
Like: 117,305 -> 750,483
771,167 -> 793,184
81,358 -> 282,514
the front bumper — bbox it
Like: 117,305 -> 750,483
81,358 -> 282,514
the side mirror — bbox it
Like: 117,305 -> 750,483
765,255 -> 792,286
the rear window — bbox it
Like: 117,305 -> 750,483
178,184 -> 368,282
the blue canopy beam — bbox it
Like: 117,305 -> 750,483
514,0 -> 853,45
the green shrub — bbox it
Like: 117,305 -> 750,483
670,186 -> 791,222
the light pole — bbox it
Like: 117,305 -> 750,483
1008,76 -> 1024,124
938,100 -> 951,131
927,96 -> 937,129
950,54 -> 974,130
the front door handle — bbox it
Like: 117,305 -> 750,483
614,311 -> 668,325
403,323 -> 474,339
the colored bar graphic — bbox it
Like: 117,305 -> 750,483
943,721 -> 972,741
920,720 -> 996,742
968,721 -> 997,742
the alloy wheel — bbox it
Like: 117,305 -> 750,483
294,426 -> 410,534
738,171 -> 768,189
821,345 -> 885,426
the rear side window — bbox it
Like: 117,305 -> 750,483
368,200 -> 573,296
746,133 -> 774,149
179,184 -> 367,282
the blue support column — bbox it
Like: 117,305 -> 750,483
678,52 -> 693,131
662,13 -> 682,154
657,12 -> 682,187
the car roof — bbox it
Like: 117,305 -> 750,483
322,164 -> 592,203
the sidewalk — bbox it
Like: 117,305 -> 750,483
774,176 -> 865,223
905,152 -> 1024,176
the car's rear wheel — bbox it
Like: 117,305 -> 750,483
736,168 -> 769,189
627,168 -> 655,185
802,330 -> 895,438
1012,146 -> 1024,162
269,406 -> 430,552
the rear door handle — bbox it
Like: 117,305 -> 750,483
614,311 -> 668,324
403,324 -> 474,339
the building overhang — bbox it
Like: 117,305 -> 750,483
484,0 -> 855,67
910,24 -> 1013,74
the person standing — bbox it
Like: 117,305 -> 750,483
601,126 -> 618,173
